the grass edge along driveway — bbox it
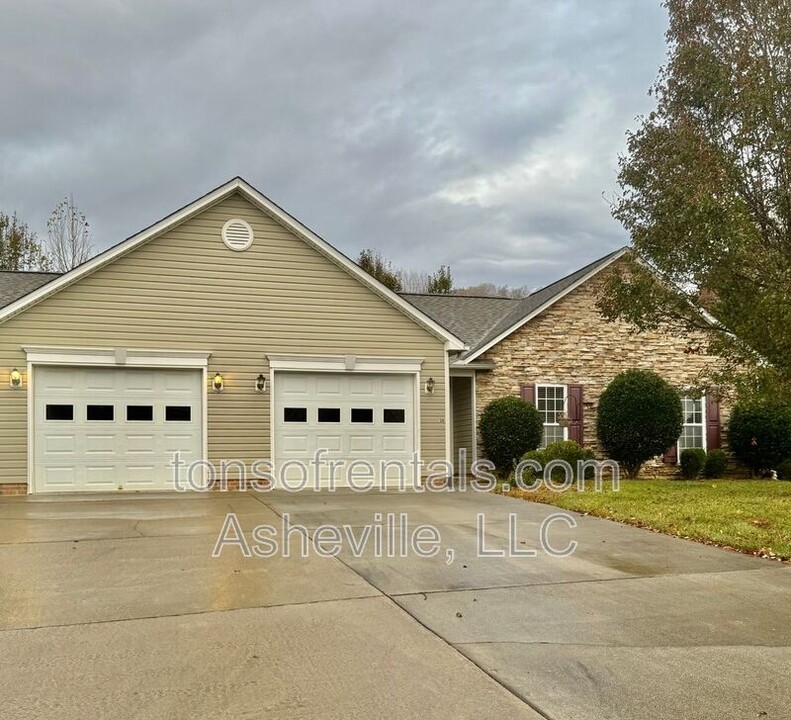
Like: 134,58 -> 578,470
505,479 -> 791,561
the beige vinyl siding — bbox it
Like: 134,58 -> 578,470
0,192 -> 448,484
451,376 -> 473,460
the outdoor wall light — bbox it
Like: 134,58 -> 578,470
255,373 -> 268,394
425,377 -> 436,395
212,372 -> 224,393
9,368 -> 21,390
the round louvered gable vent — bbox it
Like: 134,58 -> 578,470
221,219 -> 254,251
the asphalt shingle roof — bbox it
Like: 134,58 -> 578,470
401,247 -> 627,359
401,294 -> 520,352
0,271 -> 61,309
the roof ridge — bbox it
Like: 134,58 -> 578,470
400,292 -> 520,300
526,247 -> 628,299
0,269 -> 61,275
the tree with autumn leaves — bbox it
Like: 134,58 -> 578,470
600,0 -> 791,402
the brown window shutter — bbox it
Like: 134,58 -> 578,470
520,384 -> 535,406
663,444 -> 678,464
706,392 -> 721,450
568,384 -> 584,445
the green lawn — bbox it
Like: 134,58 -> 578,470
505,479 -> 791,560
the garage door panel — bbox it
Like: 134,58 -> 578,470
316,435 -> 343,452
84,370 -> 115,392
43,434 -> 77,455
85,434 -> 116,455
40,466 -> 77,488
126,434 -> 156,454
124,371 -> 155,392
382,435 -> 409,453
33,366 -> 202,493
315,376 -> 342,395
84,466 -> 117,487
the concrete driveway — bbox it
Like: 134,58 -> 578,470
1,489 -> 789,719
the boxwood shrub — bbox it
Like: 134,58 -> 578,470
596,370 -> 683,478
520,440 -> 596,483
479,396 -> 543,473
680,448 -> 707,480
703,449 -> 729,479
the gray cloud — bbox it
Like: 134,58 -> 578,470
0,0 -> 668,290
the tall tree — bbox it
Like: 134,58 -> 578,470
0,212 -> 49,270
46,196 -> 94,272
427,265 -> 453,294
356,248 -> 402,291
600,0 -> 791,400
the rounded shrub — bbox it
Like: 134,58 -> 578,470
703,449 -> 729,479
596,369 -> 683,478
520,440 -> 595,484
727,403 -> 791,475
680,448 -> 707,480
479,396 -> 543,473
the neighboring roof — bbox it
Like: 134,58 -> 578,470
0,271 -> 61,309
0,178 -> 465,350
401,294 -> 520,352
401,247 -> 629,363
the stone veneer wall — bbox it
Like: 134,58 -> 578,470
474,267 -> 727,475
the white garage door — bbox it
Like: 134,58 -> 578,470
33,366 -> 203,493
274,372 -> 416,487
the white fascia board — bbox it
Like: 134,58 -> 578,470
461,248 -> 629,364
0,177 -> 466,351
267,354 -> 424,374
23,345 -> 211,368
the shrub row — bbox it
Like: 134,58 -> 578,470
680,448 -> 728,480
479,370 -> 791,480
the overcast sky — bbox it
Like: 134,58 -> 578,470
0,0 -> 668,290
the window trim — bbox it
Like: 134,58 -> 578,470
677,394 -> 707,461
536,383 -> 568,448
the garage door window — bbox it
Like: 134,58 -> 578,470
127,405 -> 154,422
46,404 -> 73,421
165,406 -> 191,422
351,408 -> 374,423
87,405 -> 114,421
318,408 -> 341,423
284,407 -> 307,422
383,409 -> 405,423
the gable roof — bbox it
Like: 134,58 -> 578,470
0,178 -> 465,350
0,271 -> 61,309
402,247 -> 628,363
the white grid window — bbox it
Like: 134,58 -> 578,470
678,396 -> 705,453
536,385 -> 567,449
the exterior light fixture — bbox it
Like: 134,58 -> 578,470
9,368 -> 21,389
212,373 -> 224,393
425,377 -> 436,395
255,373 -> 267,394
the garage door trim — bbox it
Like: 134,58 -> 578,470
24,346 -> 211,494
267,354 -> 424,484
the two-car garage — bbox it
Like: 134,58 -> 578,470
31,363 -> 419,493
0,179 -> 461,495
